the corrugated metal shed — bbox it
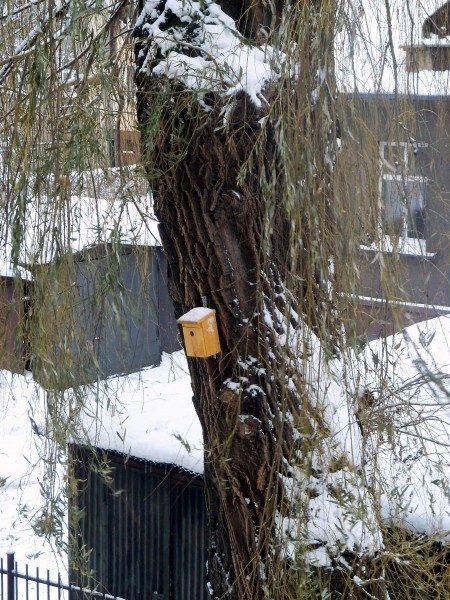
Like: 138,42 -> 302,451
71,446 -> 207,600
72,244 -> 162,380
33,244 -> 180,389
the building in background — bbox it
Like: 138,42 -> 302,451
404,0 -> 450,72
341,93 -> 450,340
340,1 -> 450,340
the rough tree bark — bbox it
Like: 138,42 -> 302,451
134,1 -> 348,598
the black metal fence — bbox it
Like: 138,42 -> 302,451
0,553 -> 124,600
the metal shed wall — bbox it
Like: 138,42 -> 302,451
33,244 -> 181,389
71,448 -> 207,600
170,479 -> 207,600
72,245 -> 161,381
156,250 -> 181,355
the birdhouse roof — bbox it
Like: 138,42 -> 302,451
177,307 -> 216,325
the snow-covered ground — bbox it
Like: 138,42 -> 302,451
361,315 -> 450,538
0,371 -> 62,574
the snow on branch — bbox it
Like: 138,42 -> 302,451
135,0 -> 286,107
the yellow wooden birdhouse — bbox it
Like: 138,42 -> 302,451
177,307 -> 221,358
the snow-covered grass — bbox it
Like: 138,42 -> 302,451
0,371 -> 61,573
362,316 -> 450,539
274,314 -> 450,567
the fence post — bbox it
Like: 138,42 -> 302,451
6,553 -> 14,600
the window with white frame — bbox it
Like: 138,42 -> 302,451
379,141 -> 428,244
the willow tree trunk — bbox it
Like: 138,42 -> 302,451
134,1 -> 341,597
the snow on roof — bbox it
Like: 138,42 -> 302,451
338,0 -> 450,95
0,256 -> 33,280
23,193 -> 161,266
0,171 -> 161,269
74,351 -> 203,474
177,306 -> 215,323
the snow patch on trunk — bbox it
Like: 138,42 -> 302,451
136,0 -> 286,107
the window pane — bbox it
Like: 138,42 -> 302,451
381,178 -> 426,239
382,179 -> 406,236
407,179 -> 426,238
